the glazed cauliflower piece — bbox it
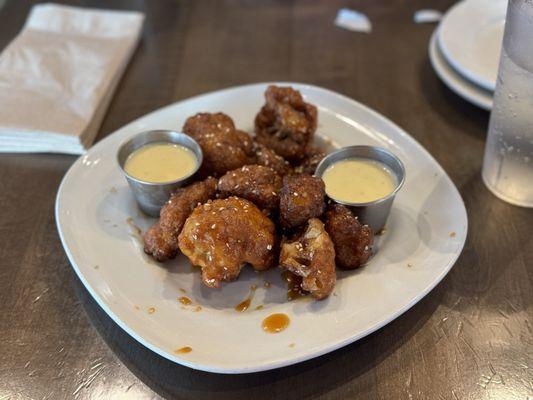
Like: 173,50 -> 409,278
253,142 -> 292,176
183,112 -> 255,176
255,85 -> 317,162
324,203 -> 373,269
279,173 -> 326,229
279,218 -> 336,300
178,197 -> 277,287
293,146 -> 326,175
217,165 -> 282,212
143,177 -> 217,262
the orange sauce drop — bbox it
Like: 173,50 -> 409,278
234,285 -> 257,312
174,346 -> 192,354
178,296 -> 192,305
282,271 -> 307,301
235,298 -> 251,312
194,306 -> 202,312
255,305 -> 264,311
262,313 -> 290,333
148,307 -> 156,314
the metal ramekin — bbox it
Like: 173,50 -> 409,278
315,145 -> 405,233
117,130 -> 203,217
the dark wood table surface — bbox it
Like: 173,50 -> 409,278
1,0 -> 531,399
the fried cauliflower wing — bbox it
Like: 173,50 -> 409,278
178,197 -> 276,288
294,146 -> 326,175
255,85 -> 318,162
183,113 -> 255,176
279,218 -> 336,300
324,204 -> 373,269
217,165 -> 282,212
143,177 -> 217,262
279,174 -> 326,229
253,142 -> 292,176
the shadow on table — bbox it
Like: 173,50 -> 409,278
75,272 -> 446,400
418,57 -> 489,139
444,172 -> 533,304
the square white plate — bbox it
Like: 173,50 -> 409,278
56,83 -> 467,373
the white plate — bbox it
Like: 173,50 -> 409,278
430,30 -> 493,110
56,83 -> 468,374
438,0 -> 506,91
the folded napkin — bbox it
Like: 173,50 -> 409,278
0,3 -> 144,154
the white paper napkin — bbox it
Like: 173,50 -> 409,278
0,3 -> 144,154
334,8 -> 372,33
413,9 -> 443,24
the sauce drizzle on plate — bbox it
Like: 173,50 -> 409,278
178,296 -> 192,305
235,285 -> 257,312
262,313 -> 290,333
174,346 -> 192,354
282,271 -> 307,301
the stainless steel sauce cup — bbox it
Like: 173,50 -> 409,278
315,145 -> 405,233
117,130 -> 203,217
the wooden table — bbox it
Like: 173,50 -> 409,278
1,0 -> 531,399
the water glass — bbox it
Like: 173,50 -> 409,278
482,0 -> 533,207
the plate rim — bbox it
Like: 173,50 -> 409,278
429,29 -> 493,110
437,0 -> 505,91
55,82 -> 468,374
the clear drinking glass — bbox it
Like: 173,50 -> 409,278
482,0 -> 533,207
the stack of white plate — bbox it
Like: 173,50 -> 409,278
429,0 -> 507,110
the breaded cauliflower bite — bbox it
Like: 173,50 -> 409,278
183,113 -> 255,176
294,146 -> 326,175
178,197 -> 277,288
143,177 -> 217,262
324,204 -> 374,269
217,165 -> 282,212
253,142 -> 292,176
279,218 -> 336,300
255,85 -> 318,162
279,174 -> 326,229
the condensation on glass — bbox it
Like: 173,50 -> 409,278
482,0 -> 533,207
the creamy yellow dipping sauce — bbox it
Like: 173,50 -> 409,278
124,142 -> 197,183
322,158 -> 397,203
